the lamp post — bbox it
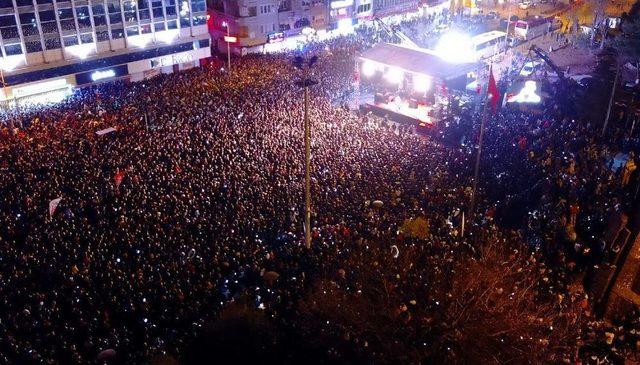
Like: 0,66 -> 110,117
222,22 -> 233,72
293,55 -> 318,249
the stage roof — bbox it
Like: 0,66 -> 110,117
359,43 -> 476,81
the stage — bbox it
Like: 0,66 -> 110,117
359,94 -> 435,128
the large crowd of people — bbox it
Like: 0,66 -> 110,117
0,20 -> 638,364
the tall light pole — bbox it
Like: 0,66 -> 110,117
602,66 -> 620,136
0,68 -> 7,103
222,22 -> 234,72
293,55 -> 318,249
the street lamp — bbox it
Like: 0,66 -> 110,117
293,55 -> 318,249
222,22 -> 235,72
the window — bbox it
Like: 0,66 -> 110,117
0,27 -> 20,41
25,40 -> 43,53
154,21 -> 165,31
45,37 -> 61,49
259,5 -> 271,14
94,14 -> 107,27
197,38 -> 209,48
77,6 -> 92,28
63,35 -> 78,46
96,30 -> 110,41
152,7 -> 164,18
190,0 -> 205,12
20,13 -> 39,37
4,44 -> 22,55
357,3 -> 371,13
123,1 -> 138,23
279,0 -> 291,12
247,6 -> 256,16
111,27 -> 124,38
80,33 -> 93,43
0,15 -> 16,27
192,14 -> 206,26
58,8 -> 76,32
165,0 -> 177,17
126,26 -> 139,36
279,23 -> 290,31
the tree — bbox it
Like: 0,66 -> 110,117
613,18 -> 640,73
588,0 -> 608,48
294,235 -> 588,364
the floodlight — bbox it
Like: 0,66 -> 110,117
435,32 -> 475,64
0,54 -> 25,71
65,43 -> 95,59
337,19 -> 354,34
385,67 -> 404,84
413,74 -> 431,92
156,29 -> 179,44
362,60 -> 377,77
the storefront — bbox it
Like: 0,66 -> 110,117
1,37 -> 211,104
3,76 -> 75,105
330,0 -> 357,33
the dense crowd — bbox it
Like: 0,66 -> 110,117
0,23 -> 638,364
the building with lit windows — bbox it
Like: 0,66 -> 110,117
0,0 -> 211,102
209,0 -> 328,54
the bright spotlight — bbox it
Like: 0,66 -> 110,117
413,74 -> 431,92
65,43 -> 95,59
156,29 -> 179,44
337,19 -> 354,34
435,32 -> 475,64
508,81 -> 541,104
385,67 -> 403,84
362,60 -> 377,77
0,54 -> 25,71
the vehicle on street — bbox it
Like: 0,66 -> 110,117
520,60 -> 544,77
519,1 -> 534,9
471,31 -> 507,60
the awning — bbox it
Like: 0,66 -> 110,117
359,43 -> 476,81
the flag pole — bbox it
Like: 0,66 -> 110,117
468,63 -> 494,219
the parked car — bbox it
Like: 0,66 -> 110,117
569,74 -> 594,87
519,0 -> 534,9
520,60 -> 544,77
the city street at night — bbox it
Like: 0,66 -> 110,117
0,0 -> 640,364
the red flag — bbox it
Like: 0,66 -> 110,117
487,66 -> 500,113
114,169 -> 126,190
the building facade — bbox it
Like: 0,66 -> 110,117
209,0 -> 328,53
208,0 -> 443,54
0,0 -> 211,102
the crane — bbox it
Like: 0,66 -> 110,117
373,18 -> 420,49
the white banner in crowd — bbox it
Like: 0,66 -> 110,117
49,197 -> 62,218
96,127 -> 117,136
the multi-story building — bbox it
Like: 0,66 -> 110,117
372,0 -> 420,18
209,0 -> 328,54
0,0 -> 211,102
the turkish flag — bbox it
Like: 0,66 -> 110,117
487,66 -> 500,113
114,169 -> 126,190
